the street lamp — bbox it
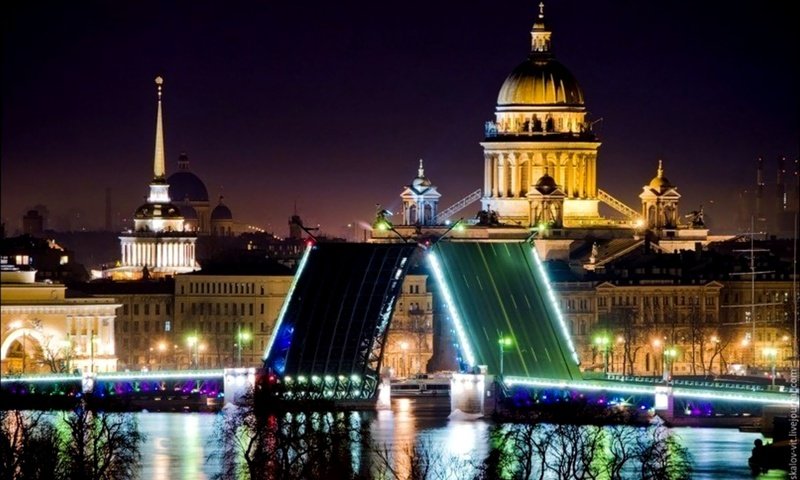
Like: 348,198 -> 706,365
594,334 -> 610,375
498,336 -> 513,376
187,335 -> 199,369
651,338 -> 662,377
157,341 -> 167,369
664,347 -> 678,382
236,327 -> 252,367
763,347 -> 777,387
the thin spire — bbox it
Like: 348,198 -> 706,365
657,159 -> 664,178
418,158 -> 425,177
538,1 -> 545,19
153,76 -> 166,180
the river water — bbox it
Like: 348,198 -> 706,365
136,398 -> 786,480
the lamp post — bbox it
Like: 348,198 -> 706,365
157,341 -> 167,370
651,338 -> 662,378
594,334 -> 610,375
498,336 -> 513,377
236,327 -> 252,367
664,346 -> 678,382
763,347 -> 777,387
187,335 -> 199,369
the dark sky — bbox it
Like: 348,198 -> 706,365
2,1 -> 798,237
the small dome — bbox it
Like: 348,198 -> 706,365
535,171 -> 558,193
180,203 -> 198,220
412,176 -> 432,189
648,160 -> 674,191
134,202 -> 183,219
497,58 -> 584,106
211,197 -> 233,221
410,159 -> 433,190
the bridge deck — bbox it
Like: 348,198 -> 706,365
430,242 -> 581,380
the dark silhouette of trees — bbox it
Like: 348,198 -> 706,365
0,401 -> 143,480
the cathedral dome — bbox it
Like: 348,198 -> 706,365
168,171 -> 209,202
497,58 -> 584,106
168,154 -> 209,202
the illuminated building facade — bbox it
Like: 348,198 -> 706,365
383,274 -> 434,378
1,269 -> 119,374
108,77 -> 199,279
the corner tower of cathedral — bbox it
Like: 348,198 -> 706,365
481,3 -> 602,227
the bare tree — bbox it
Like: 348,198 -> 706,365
0,410 -> 61,480
58,401 -> 144,480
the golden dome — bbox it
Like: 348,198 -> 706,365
648,160 -> 674,191
497,58 -> 584,106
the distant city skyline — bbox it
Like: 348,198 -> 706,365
2,1 -> 797,235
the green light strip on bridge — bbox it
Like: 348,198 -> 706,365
503,376 -> 797,405
428,252 -> 477,367
530,246 -> 581,366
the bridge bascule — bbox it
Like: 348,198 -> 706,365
2,240 -> 795,415
255,240 -> 796,415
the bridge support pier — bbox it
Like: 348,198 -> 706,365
450,373 -> 492,417
654,385 -> 674,420
223,368 -> 256,406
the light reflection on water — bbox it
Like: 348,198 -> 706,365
135,398 -> 785,480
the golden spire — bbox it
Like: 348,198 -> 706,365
153,76 -> 166,180
657,159 -> 664,178
418,158 -> 425,178
538,1 -> 545,19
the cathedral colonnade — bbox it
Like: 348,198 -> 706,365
483,148 -> 597,200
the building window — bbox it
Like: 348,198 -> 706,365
180,303 -> 184,314
260,304 -> 264,314
144,304 -> 150,315
166,304 -> 171,315
133,305 -> 139,316
165,320 -> 171,332
249,304 -> 254,316
155,304 -> 160,315
123,304 -> 129,315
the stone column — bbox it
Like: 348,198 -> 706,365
509,153 -> 518,198
497,154 -> 506,198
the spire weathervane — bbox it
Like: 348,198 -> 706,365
539,1 -> 545,19
418,158 -> 425,177
657,159 -> 664,178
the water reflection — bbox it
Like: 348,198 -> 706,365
130,399 -> 783,480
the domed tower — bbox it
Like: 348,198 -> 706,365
400,159 -> 442,225
639,160 -> 681,230
481,3 -> 601,226
210,196 -> 234,236
169,153 -> 211,234
114,77 -> 198,279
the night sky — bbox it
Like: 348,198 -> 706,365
2,1 -> 797,237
